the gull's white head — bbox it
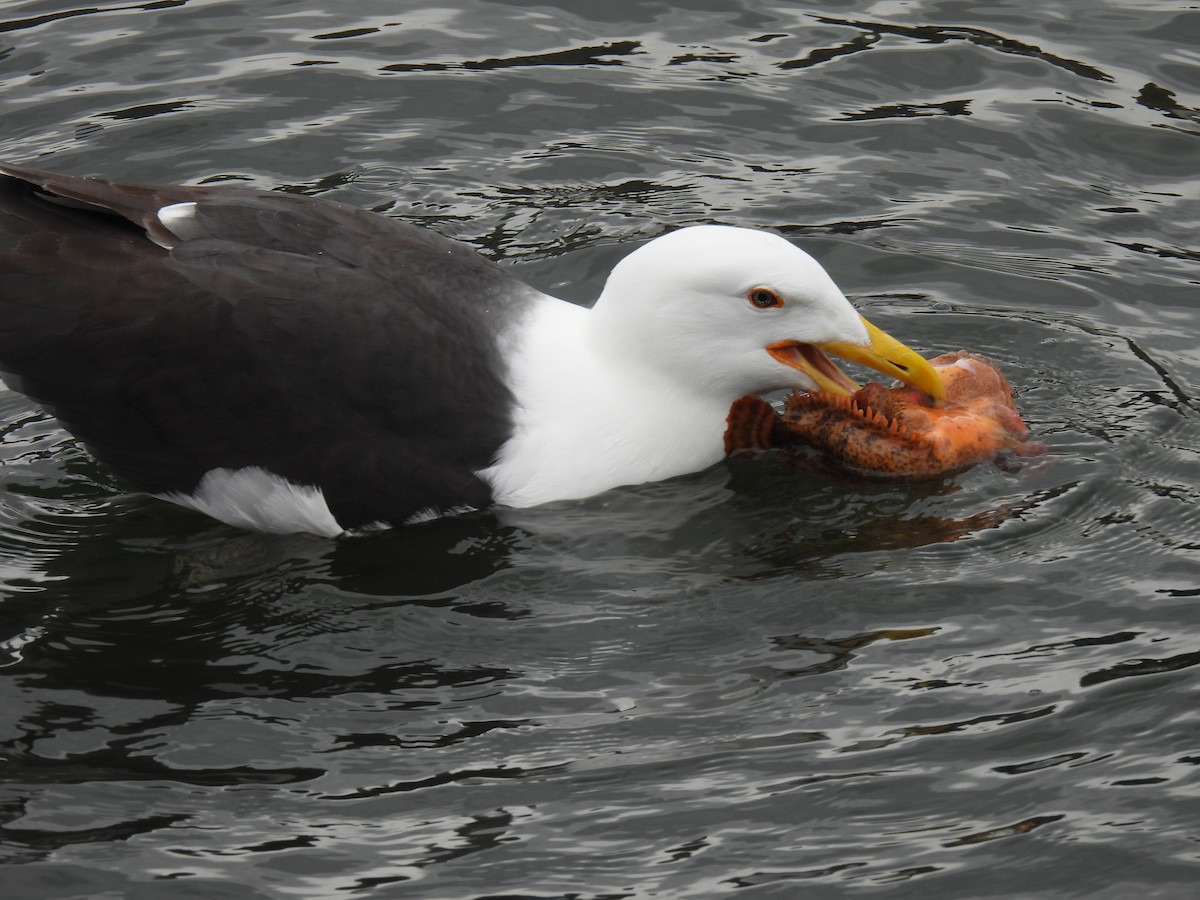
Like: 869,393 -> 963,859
588,225 -> 945,402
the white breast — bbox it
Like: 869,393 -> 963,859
481,297 -> 729,508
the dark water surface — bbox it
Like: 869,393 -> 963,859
2,1 -> 1199,897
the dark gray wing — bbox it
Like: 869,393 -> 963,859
0,164 -> 534,528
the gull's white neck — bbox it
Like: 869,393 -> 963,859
481,294 -> 732,508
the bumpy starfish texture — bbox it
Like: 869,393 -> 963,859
726,351 -> 1041,478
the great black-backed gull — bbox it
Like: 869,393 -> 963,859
0,163 -> 943,536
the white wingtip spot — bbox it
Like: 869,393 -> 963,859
151,201 -> 200,248
158,201 -> 196,225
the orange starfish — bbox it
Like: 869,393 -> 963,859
725,351 -> 1041,478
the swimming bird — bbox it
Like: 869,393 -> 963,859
0,162 -> 944,536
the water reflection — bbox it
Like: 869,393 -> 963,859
808,15 -> 1113,82
0,811 -> 189,866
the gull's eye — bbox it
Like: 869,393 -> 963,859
748,288 -> 784,309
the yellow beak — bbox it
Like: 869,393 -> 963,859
767,316 -> 946,403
